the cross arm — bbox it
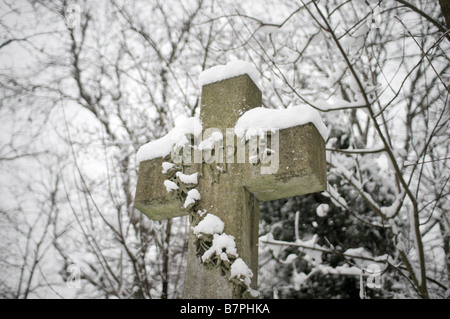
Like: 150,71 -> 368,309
244,122 -> 327,202
135,157 -> 192,221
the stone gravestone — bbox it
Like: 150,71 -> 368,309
135,63 -> 326,298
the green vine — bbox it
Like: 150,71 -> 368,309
161,155 -> 258,299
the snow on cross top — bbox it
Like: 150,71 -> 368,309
198,60 -> 261,89
136,61 -> 328,165
234,104 -> 329,141
136,117 -> 202,164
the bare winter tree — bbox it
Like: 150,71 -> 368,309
218,0 -> 449,298
1,0 -> 210,298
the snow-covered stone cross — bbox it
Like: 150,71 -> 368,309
134,61 -> 327,299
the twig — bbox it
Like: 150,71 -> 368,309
395,17 -> 450,94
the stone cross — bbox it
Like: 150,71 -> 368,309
134,73 -> 326,298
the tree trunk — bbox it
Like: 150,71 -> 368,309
161,219 -> 172,299
439,0 -> 450,29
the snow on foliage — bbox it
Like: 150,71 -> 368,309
184,189 -> 201,208
230,257 -> 253,287
202,233 -> 238,262
192,214 -> 224,237
163,180 -> 179,192
230,258 -> 259,298
193,212 -> 258,297
198,131 -> 223,151
161,161 -> 176,173
313,98 -> 367,111
175,171 -> 198,184
136,117 -> 202,163
316,203 -> 329,217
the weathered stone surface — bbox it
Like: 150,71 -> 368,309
200,74 -> 262,131
135,157 -> 183,221
135,158 -> 199,221
246,123 -> 326,202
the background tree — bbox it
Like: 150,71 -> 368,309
0,0 -> 448,298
